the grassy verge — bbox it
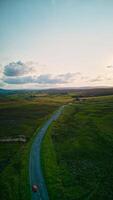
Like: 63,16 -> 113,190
41,125 -> 65,200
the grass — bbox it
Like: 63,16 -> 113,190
0,92 -> 72,200
41,125 -> 65,199
42,96 -> 113,200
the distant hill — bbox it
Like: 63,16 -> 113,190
0,87 -> 113,97
0,89 -> 11,94
45,87 -> 113,97
0,89 -> 18,95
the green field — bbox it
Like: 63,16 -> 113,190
42,95 -> 113,200
0,92 -> 72,200
1,90 -> 113,200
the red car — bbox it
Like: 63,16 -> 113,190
32,184 -> 39,192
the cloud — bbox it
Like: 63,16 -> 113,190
0,81 -> 5,87
2,61 -> 84,88
106,65 -> 113,69
0,65 -> 3,75
3,73 -> 77,85
3,60 -> 46,78
0,65 -> 5,87
25,61 -> 41,70
25,61 -> 39,66
0,65 -> 4,83
4,61 -> 32,76
55,72 -> 79,82
3,61 -> 79,85
89,76 -> 103,82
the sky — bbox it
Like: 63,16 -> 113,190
0,0 -> 113,89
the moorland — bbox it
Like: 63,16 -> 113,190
0,88 -> 113,200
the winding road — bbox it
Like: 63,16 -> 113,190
29,106 -> 64,200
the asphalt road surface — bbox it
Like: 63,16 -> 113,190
29,106 -> 64,200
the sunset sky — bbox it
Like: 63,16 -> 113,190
0,0 -> 113,89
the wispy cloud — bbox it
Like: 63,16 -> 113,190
0,65 -> 3,75
0,64 -> 4,82
106,65 -> 113,69
3,73 -> 77,85
89,76 -> 104,82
